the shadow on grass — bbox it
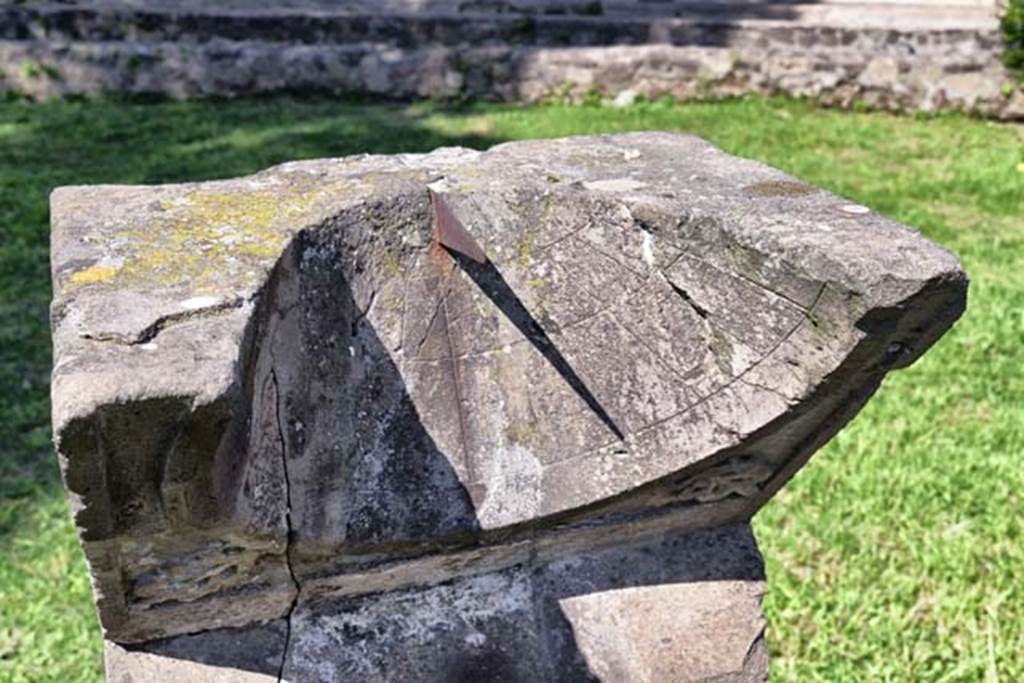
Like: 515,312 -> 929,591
0,93 -> 508,548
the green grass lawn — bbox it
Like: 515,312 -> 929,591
1,95 -> 1021,681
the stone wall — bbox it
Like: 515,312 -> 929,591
3,1 -> 1021,118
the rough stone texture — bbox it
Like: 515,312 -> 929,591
50,133 -> 966,679
5,1 -> 1021,119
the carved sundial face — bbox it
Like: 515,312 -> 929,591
306,178 -> 846,540
49,133 -> 965,643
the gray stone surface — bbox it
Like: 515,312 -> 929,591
3,1 -> 1019,119
105,620 -> 286,682
50,133 -> 966,678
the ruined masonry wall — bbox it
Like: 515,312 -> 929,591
3,2 -> 1021,119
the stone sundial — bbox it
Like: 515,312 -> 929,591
49,133 -> 966,681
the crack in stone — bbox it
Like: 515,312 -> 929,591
673,248 -> 813,315
647,210 -> 816,315
270,366 -> 300,683
665,280 -> 710,319
351,288 -> 377,335
738,377 -> 793,404
740,623 -> 768,675
416,295 -> 446,353
81,297 -> 245,346
413,261 -> 458,354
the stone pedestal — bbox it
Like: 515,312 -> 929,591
107,524 -> 767,681
50,133 -> 966,681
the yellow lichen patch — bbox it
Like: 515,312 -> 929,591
62,171 -> 402,294
381,250 -> 402,279
87,180 -> 338,291
504,420 -> 537,446
527,277 -> 547,289
385,291 -> 404,314
515,229 -> 536,270
68,264 -> 120,286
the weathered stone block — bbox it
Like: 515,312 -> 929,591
50,133 -> 966,680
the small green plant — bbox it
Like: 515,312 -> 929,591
1001,0 -> 1024,77
580,85 -> 604,107
20,61 -> 42,79
20,61 -> 60,81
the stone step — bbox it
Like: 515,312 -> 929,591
1,3 -> 1000,50
2,1 -> 1016,119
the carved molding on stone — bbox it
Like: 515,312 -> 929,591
672,455 -> 775,504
